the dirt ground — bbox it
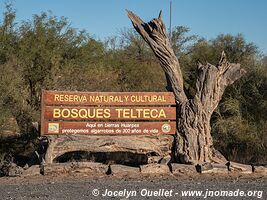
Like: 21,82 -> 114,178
0,173 -> 266,200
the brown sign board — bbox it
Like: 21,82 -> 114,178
41,90 -> 176,135
42,90 -> 176,105
44,106 -> 176,121
44,121 -> 176,135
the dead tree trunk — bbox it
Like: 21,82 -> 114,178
127,10 -> 246,164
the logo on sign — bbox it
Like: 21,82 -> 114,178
48,123 -> 59,134
161,123 -> 171,133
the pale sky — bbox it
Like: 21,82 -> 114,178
1,0 -> 267,54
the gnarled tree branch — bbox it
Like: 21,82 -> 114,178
127,10 -> 187,104
194,52 -> 246,116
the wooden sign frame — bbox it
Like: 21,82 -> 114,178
41,90 -> 176,135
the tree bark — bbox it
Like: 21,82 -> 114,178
127,10 -> 246,164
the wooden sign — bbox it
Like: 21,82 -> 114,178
43,121 -> 176,135
44,106 -> 176,120
43,91 -> 175,105
41,90 -> 176,135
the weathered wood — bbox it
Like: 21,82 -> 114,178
140,163 -> 170,174
44,135 -> 174,164
127,10 -> 246,164
171,164 -> 197,175
229,162 -> 253,174
110,164 -> 140,176
43,162 -> 109,175
200,163 -> 230,174
254,166 -> 267,175
43,121 -> 176,135
127,11 -> 187,104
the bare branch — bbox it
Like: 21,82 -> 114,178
127,10 -> 187,104
194,51 -> 246,114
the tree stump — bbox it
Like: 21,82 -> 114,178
44,135 -> 173,165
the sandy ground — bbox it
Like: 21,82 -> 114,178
0,173 -> 266,200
